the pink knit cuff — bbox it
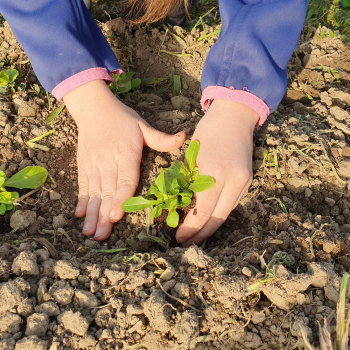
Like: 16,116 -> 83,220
201,86 -> 270,127
52,67 -> 123,101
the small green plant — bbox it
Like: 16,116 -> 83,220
300,273 -> 350,349
0,166 -> 48,215
121,140 -> 215,228
109,72 -> 141,98
0,69 -> 18,94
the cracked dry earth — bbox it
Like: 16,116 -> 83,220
0,13 -> 349,350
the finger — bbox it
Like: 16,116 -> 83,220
94,164 -> 118,241
83,169 -> 101,236
109,155 -> 140,223
181,189 -> 236,248
140,122 -> 186,152
182,173 -> 252,247
75,169 -> 89,217
176,184 -> 222,244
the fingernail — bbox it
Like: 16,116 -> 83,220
83,222 -> 92,231
75,206 -> 82,213
177,237 -> 186,243
109,210 -> 116,220
94,227 -> 103,238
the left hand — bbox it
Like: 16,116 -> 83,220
176,99 -> 259,247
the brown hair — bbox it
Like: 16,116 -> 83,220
123,0 -> 189,24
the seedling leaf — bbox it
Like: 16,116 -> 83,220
188,175 -> 215,192
155,168 -> 166,196
173,75 -> 181,96
151,204 -> 163,218
46,104 -> 65,125
130,78 -> 141,89
3,166 -> 48,189
5,69 -> 18,82
0,171 -> 6,187
166,210 -> 179,228
0,203 -> 6,215
185,140 -> 200,172
121,196 -> 160,213
179,196 -> 191,207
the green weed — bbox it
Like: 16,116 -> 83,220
109,72 -> 141,98
121,140 -> 215,228
300,273 -> 350,349
0,69 -> 18,94
0,166 -> 48,215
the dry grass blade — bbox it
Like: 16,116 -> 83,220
318,318 -> 333,350
300,324 -> 316,350
336,273 -> 350,349
57,228 -> 74,247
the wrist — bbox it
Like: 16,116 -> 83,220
206,99 -> 260,131
63,80 -> 122,127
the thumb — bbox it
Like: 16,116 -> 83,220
139,122 -> 186,152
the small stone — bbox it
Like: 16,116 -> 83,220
35,302 -> 60,317
10,210 -> 36,232
25,313 -> 49,337
126,304 -> 144,315
74,290 -> 99,308
325,197 -> 336,206
0,312 -> 22,334
251,311 -> 266,325
52,215 -> 66,230
49,191 -> 61,201
173,283 -> 190,298
242,267 -> 252,277
285,177 -> 309,194
162,279 -> 176,292
12,251 -> 39,276
181,246 -> 209,268
342,147 -> 350,158
268,213 -> 290,231
49,281 -> 74,305
35,249 -> 50,263
54,260 -> 80,279
338,160 -> 350,178
171,95 -> 190,111
60,310 -> 89,336
14,336 -> 48,350
305,188 -> 312,198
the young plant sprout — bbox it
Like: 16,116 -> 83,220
121,140 -> 215,228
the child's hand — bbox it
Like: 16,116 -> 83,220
64,80 -> 186,241
176,99 -> 259,247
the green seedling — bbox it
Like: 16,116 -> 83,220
300,273 -> 350,349
173,75 -> 181,96
309,223 -> 333,257
109,72 -> 141,98
266,197 -> 288,215
46,104 -> 65,126
121,140 -> 215,228
262,150 -> 281,179
0,69 -> 18,94
0,166 -> 48,215
26,130 -> 55,152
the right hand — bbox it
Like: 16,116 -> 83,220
63,80 -> 186,241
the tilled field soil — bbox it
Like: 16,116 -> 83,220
0,13 -> 349,350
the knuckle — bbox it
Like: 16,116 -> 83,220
210,216 -> 226,226
195,208 -> 211,223
89,188 -> 101,199
100,191 -> 115,201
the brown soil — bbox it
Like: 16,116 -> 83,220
0,12 -> 349,350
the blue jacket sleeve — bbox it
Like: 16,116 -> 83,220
0,0 -> 121,93
201,0 -> 308,114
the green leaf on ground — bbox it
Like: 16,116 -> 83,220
3,166 -> 48,189
46,104 -> 65,125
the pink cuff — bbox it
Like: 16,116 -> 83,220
52,67 -> 123,101
201,86 -> 270,127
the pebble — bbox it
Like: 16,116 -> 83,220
242,266 -> 252,277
